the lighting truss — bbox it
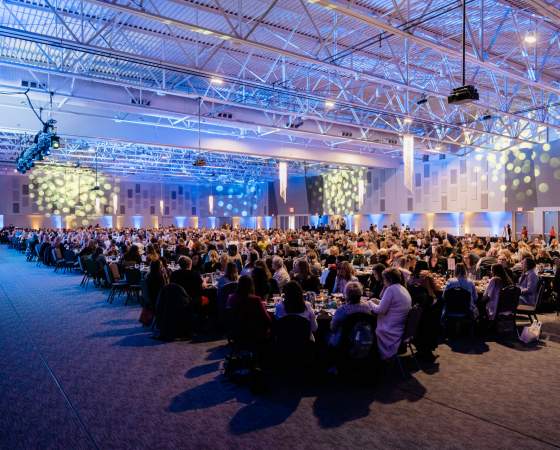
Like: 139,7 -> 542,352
0,129 -> 320,182
0,0 -> 558,159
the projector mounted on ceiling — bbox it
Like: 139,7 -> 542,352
448,0 -> 479,106
448,85 -> 479,105
193,158 -> 207,167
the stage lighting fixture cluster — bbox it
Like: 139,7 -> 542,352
16,119 -> 60,174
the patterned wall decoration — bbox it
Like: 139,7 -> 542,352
208,181 -> 264,217
323,167 -> 367,215
28,165 -> 117,227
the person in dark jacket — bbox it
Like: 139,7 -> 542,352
146,259 -> 169,310
226,275 -> 271,347
156,283 -> 192,341
170,256 -> 203,303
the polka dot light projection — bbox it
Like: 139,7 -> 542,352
28,166 -> 117,227
211,182 -> 262,217
323,167 -> 367,215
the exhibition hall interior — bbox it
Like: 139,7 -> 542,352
1,0 -> 560,449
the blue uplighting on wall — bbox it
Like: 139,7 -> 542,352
399,213 -> 414,227
175,216 -> 186,227
52,215 -> 62,229
99,215 -> 113,228
309,215 -> 319,227
132,215 -> 143,228
485,211 -> 509,236
264,216 -> 273,228
368,214 -> 384,227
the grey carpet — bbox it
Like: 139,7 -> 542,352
0,246 -> 559,450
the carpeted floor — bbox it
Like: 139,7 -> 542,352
1,245 -> 559,450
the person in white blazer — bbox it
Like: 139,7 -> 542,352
371,268 -> 412,360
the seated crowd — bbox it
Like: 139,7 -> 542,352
3,223 -> 559,374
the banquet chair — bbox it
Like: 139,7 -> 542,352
51,248 -> 65,273
495,285 -> 521,337
516,278 -> 545,324
63,249 -> 79,273
124,268 -> 142,305
104,264 -> 129,304
336,312 -> 377,380
442,287 -> 474,337
217,282 -> 238,329
155,283 -> 192,341
395,304 -> 423,377
271,315 -> 313,373
35,243 -> 45,267
82,257 -> 100,289
407,284 -> 432,309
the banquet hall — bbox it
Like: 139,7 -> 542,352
1,0 -> 560,449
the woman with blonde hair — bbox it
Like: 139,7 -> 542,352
145,244 -> 159,264
203,249 -> 221,273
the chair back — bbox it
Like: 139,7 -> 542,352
407,283 -> 431,308
103,264 -> 114,286
497,285 -> 520,315
84,257 -> 98,276
272,315 -> 312,366
401,304 -> 423,345
109,263 -> 121,281
269,277 -> 280,295
273,315 -> 311,350
535,278 -> 547,308
63,249 -> 77,263
124,268 -> 142,285
324,268 -> 337,293
156,283 -> 192,340
443,287 -> 471,318
217,281 -> 238,312
339,312 -> 377,360
78,255 -> 85,273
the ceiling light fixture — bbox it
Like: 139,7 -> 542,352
524,33 -> 537,44
325,100 -> 335,109
403,117 -> 413,124
210,77 -> 224,85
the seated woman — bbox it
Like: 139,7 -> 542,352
536,248 -> 552,266
146,259 -> 169,311
407,260 -> 439,306
275,281 -> 318,339
217,261 -> 238,290
371,268 -> 412,360
123,244 -> 142,267
144,244 -> 159,264
203,249 -> 221,273
226,275 -> 272,348
293,259 -> 321,293
406,260 -> 441,362
482,263 -> 513,321
251,261 -> 277,301
428,246 -> 448,275
368,263 -> 386,299
332,261 -> 358,294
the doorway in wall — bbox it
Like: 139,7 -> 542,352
543,211 -> 559,241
